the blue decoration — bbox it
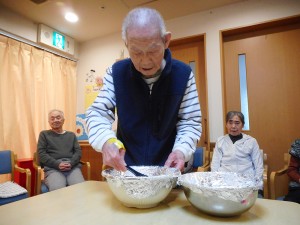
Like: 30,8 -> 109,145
75,114 -> 88,140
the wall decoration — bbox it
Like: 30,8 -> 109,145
76,114 -> 88,140
84,69 -> 103,110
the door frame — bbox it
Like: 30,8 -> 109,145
220,14 -> 300,134
169,34 -> 210,150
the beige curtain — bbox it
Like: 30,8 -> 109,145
0,35 -> 77,161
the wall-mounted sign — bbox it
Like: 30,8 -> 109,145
38,24 -> 74,55
52,31 -> 65,50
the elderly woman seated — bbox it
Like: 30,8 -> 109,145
211,111 -> 264,197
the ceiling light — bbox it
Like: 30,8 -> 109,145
65,12 -> 78,23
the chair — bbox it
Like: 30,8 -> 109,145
192,147 -> 207,170
33,152 -> 91,195
270,153 -> 291,200
261,150 -> 269,199
197,148 -> 269,198
0,150 -> 31,205
184,146 -> 207,173
197,148 -> 213,172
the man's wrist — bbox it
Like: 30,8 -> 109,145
107,138 -> 125,150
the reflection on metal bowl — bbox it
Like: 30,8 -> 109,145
178,172 -> 258,217
102,166 -> 180,208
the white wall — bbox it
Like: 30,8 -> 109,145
0,5 -> 79,58
78,0 -> 300,141
0,5 -> 36,42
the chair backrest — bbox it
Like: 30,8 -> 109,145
33,152 -> 43,195
207,148 -> 214,167
283,153 -> 290,168
259,149 -> 269,198
196,147 -> 212,172
193,147 -> 206,168
0,150 -> 15,180
270,152 -> 291,200
260,149 -> 268,175
33,152 -> 40,166
209,148 -> 214,162
260,149 -> 268,165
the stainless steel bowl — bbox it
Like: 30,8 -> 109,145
178,172 -> 258,217
102,166 -> 180,208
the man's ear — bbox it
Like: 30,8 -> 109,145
164,32 -> 172,48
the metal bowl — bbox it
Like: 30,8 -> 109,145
178,172 -> 258,217
102,166 -> 180,208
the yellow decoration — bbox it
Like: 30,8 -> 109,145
84,84 -> 102,110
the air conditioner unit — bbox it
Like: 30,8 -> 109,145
37,24 -> 75,56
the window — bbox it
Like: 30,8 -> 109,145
238,54 -> 250,130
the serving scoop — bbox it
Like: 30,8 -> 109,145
126,165 -> 148,177
107,139 -> 147,177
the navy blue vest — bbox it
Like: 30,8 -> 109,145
112,49 -> 191,166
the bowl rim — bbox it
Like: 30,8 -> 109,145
102,166 -> 181,181
178,171 -> 259,190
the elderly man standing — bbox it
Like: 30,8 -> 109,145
37,109 -> 84,191
86,7 -> 202,172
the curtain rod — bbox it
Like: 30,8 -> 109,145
0,29 -> 78,62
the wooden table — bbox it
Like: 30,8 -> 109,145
1,181 -> 299,225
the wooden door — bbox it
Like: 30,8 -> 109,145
169,35 -> 209,149
222,18 -> 300,174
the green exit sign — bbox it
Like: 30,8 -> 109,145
52,31 -> 65,50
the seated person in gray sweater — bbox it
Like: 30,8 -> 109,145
37,109 -> 84,191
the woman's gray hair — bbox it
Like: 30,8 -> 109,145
226,111 -> 245,125
121,7 -> 167,43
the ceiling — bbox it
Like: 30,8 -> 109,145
0,0 -> 245,43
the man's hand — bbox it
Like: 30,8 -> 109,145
59,162 -> 71,171
102,139 -> 126,171
164,150 -> 185,171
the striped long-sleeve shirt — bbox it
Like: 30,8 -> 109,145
86,61 -> 202,162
